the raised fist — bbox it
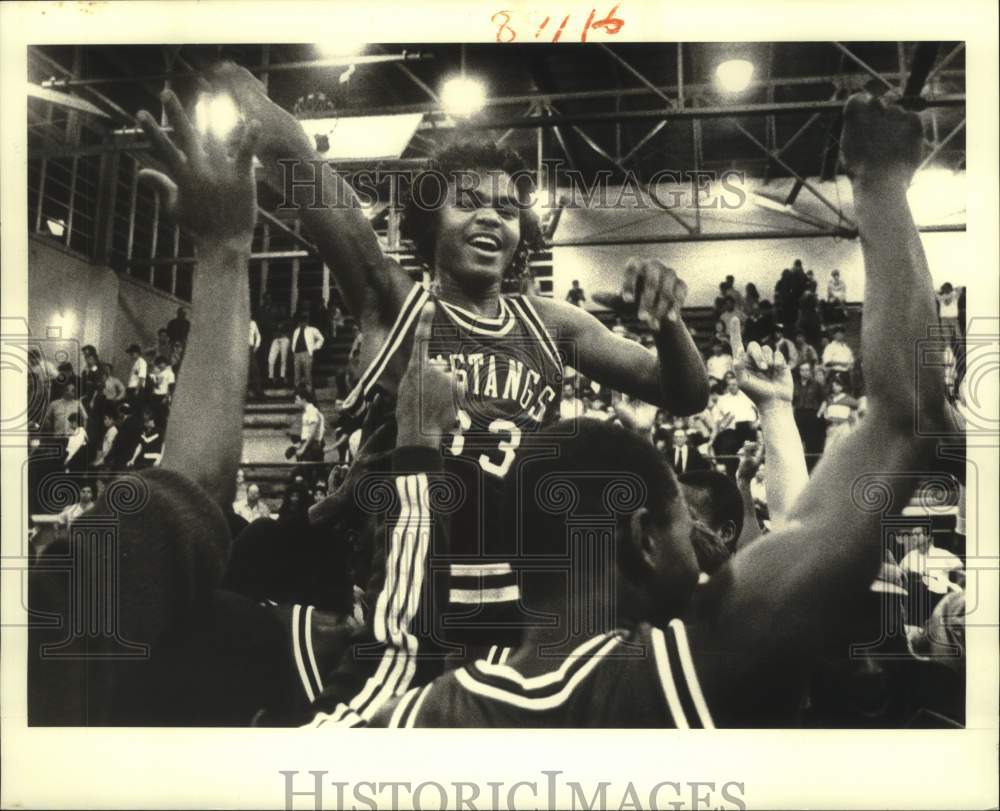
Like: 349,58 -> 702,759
594,258 -> 689,334
840,92 -> 924,184
729,317 -> 793,407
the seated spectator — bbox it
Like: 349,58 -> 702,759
294,386 -> 325,462
817,373 -> 858,454
277,483 -> 310,524
42,382 -> 87,437
234,483 -> 272,523
63,412 -> 88,471
704,341 -> 733,388
56,481 -> 95,529
565,279 -> 587,307
827,268 -> 847,304
712,319 -> 732,353
774,328 -> 798,367
750,463 -> 768,516
234,468 -> 248,505
822,326 -> 855,372
91,412 -> 118,469
125,344 -> 148,405
793,331 -> 820,368
126,411 -> 163,469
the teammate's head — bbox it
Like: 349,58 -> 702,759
677,470 -> 744,552
513,420 -> 700,626
401,141 -> 544,293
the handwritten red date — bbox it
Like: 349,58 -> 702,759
492,5 -> 624,44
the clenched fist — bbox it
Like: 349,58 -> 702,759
840,92 -> 924,185
594,258 -> 689,334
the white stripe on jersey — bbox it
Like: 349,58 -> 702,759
473,632 -> 615,689
439,298 -> 517,336
304,605 -> 323,694
669,619 -> 715,729
508,297 -> 562,374
291,604 -> 315,703
455,636 -> 620,710
650,626 -> 689,729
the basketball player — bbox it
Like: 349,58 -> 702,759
351,92 -> 953,727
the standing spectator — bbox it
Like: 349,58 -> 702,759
713,282 -> 732,319
42,382 -> 87,437
669,427 -> 709,475
294,386 -> 325,462
796,289 -> 822,347
706,341 -> 734,386
169,339 -> 186,376
329,305 -> 346,338
256,292 -> 279,370
108,403 -> 142,471
155,328 -> 172,362
822,326 -> 855,372
312,295 -> 331,342
793,362 -> 827,460
63,413 -> 88,471
720,296 -> 743,331
78,345 -> 105,404
817,373 -> 859,454
559,381 -> 584,421
565,279 -> 587,307
936,282 -> 964,366
91,412 -> 118,469
125,344 -> 148,406
268,320 -> 292,387
247,317 -> 263,400
234,468 -> 248,506
742,282 -> 760,317
234,483 -> 272,523
712,372 -> 759,474
712,320 -> 732,353
149,356 -> 176,425
166,306 -> 191,346
127,410 -> 163,469
290,312 -> 324,392
750,464 -> 768,517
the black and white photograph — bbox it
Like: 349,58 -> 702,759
2,1 -> 998,808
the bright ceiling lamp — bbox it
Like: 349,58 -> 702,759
441,76 -> 486,117
316,40 -> 365,59
716,59 -> 755,93
193,92 -> 242,142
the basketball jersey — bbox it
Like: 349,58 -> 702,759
364,620 -> 715,728
342,282 -> 565,645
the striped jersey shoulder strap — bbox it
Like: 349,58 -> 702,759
508,295 -> 563,375
341,282 -> 430,415
649,620 -> 715,729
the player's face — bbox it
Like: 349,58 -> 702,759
644,492 -> 701,618
434,170 -> 522,291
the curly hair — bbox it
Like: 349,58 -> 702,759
400,140 -> 546,289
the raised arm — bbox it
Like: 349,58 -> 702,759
208,63 -> 410,325
530,259 -> 709,415
136,90 -> 260,508
728,318 -> 809,530
689,93 -> 950,723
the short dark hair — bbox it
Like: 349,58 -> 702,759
294,384 -> 315,404
400,140 -> 544,288
510,421 -> 680,563
82,344 -> 97,357
677,470 -> 745,542
127,344 -> 141,354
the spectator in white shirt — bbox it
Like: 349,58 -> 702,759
291,312 -> 325,392
827,268 -> 847,303
295,385 -> 325,462
705,341 -> 734,385
125,344 -> 148,405
559,381 -> 584,421
234,483 -> 272,523
248,317 -> 264,400
712,373 -> 759,475
821,326 -> 854,372
56,482 -> 95,530
63,412 -> 88,470
150,356 -> 175,424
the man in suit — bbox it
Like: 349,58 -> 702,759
669,427 -> 708,475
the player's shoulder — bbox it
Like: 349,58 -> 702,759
520,294 -> 603,337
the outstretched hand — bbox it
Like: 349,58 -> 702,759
396,302 -> 467,449
136,89 -> 260,248
729,317 -> 793,407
